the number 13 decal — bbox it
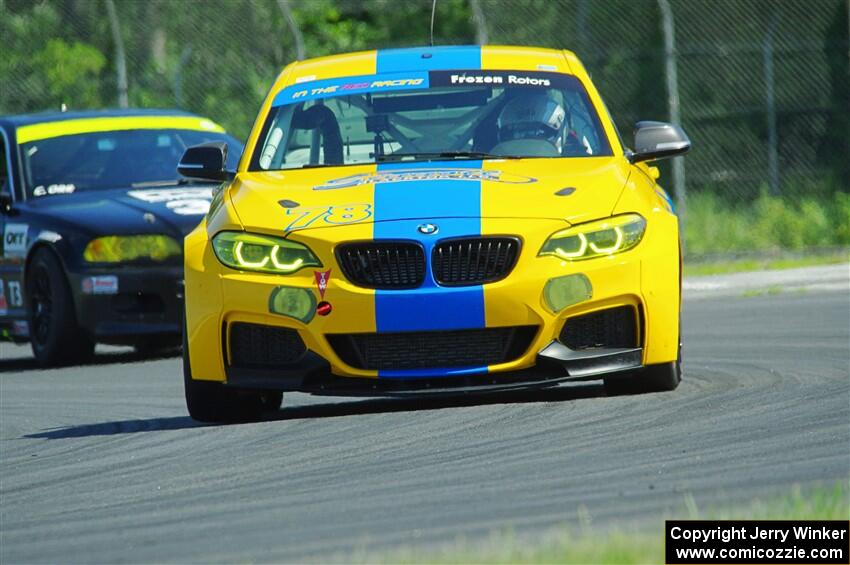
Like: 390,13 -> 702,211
284,203 -> 372,231
8,281 -> 22,307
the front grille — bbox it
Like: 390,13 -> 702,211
559,306 -> 639,350
336,241 -> 425,289
229,322 -> 307,368
327,326 -> 538,370
432,237 -> 520,286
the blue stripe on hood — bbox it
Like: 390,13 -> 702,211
373,160 -> 488,378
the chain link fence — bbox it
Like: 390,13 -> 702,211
487,0 -> 849,195
1,0 -> 848,258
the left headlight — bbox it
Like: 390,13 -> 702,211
539,214 -> 647,261
212,231 -> 321,274
83,235 -> 181,263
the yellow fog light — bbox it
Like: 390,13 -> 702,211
544,274 -> 592,312
83,235 -> 181,263
269,286 -> 316,323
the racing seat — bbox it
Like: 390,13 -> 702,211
292,105 -> 344,165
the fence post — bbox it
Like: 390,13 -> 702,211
576,0 -> 589,56
658,0 -> 686,226
174,46 -> 193,109
105,0 -> 128,108
764,13 -> 780,196
277,0 -> 305,61
469,0 -> 489,45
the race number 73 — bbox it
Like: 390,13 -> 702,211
284,203 -> 372,231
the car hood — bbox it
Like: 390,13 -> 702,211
230,157 -> 631,233
23,184 -> 217,238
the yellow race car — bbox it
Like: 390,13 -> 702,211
180,45 -> 690,422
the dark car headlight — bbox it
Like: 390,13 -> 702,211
212,231 -> 321,274
539,214 -> 646,261
83,235 -> 181,263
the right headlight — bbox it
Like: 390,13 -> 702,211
539,214 -> 646,261
212,231 -> 321,274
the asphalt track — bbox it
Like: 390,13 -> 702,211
1,265 -> 848,563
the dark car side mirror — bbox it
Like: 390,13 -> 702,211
178,142 -> 234,181
0,191 -> 13,214
628,121 -> 691,164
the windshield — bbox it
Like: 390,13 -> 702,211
251,70 -> 612,171
20,129 -> 242,198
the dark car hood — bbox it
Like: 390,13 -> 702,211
22,185 -> 216,238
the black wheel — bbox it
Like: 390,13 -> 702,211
25,248 -> 94,367
182,319 -> 282,423
605,300 -> 683,396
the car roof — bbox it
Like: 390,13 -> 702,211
0,108 -> 198,129
271,44 -> 586,93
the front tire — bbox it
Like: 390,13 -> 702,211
25,248 -> 95,367
605,306 -> 683,396
182,320 -> 282,423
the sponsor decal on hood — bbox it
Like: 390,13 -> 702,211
33,183 -> 76,197
126,188 -> 213,216
314,168 -> 536,190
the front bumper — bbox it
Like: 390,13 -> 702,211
67,264 -> 184,344
184,215 -> 680,392
224,344 -> 644,397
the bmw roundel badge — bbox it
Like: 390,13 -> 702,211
417,223 -> 438,235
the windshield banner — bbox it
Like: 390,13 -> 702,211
428,70 -> 573,89
273,71 -> 429,106
272,70 -> 575,107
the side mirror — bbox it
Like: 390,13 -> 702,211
0,191 -> 13,215
629,121 -> 691,163
178,142 -> 233,181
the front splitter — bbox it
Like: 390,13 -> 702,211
222,342 -> 643,397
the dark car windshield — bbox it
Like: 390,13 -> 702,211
19,129 -> 242,198
252,70 -> 612,171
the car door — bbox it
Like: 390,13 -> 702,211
0,125 -> 27,337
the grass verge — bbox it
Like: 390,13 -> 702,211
683,192 -> 850,258
684,251 -> 849,277
360,482 -> 848,564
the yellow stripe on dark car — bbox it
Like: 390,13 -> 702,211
16,116 -> 225,144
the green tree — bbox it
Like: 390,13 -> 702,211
33,39 -> 106,108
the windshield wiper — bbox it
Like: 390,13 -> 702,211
377,151 -> 522,163
299,163 -> 336,169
